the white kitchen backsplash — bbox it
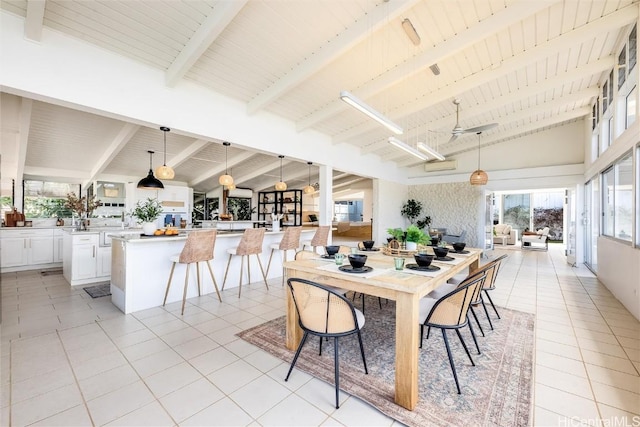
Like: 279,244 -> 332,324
410,182 -> 483,248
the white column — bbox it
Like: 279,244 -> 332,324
318,164 -> 333,230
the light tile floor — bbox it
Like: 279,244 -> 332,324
1,245 -> 639,426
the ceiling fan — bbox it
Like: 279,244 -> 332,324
447,99 -> 498,143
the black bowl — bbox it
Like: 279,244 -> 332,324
325,245 -> 340,256
414,253 -> 434,267
452,242 -> 466,252
348,254 -> 368,269
430,236 -> 440,246
433,246 -> 450,258
362,240 -> 375,249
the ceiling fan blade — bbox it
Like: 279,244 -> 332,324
464,123 -> 498,133
446,134 -> 459,144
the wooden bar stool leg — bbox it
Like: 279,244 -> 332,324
196,262 -> 202,297
255,254 -> 268,289
205,260 -> 222,302
266,248 -> 276,277
222,254 -> 233,290
181,263 -> 191,315
238,255 -> 245,298
163,262 -> 177,306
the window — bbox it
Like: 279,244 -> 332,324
0,178 -> 14,221
602,167 -> 615,237
502,194 -> 530,232
23,180 -> 79,219
601,153 -> 633,242
603,80 -> 609,113
627,85 -> 637,128
630,24 -> 637,71
619,46 -> 627,89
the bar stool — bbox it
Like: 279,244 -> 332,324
222,228 -> 268,297
301,225 -> 330,254
163,230 -> 222,315
266,226 -> 301,285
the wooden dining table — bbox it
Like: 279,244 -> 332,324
283,247 -> 481,411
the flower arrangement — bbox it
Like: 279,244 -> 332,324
131,198 -> 163,223
64,192 -> 101,217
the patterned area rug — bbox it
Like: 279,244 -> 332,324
238,297 -> 534,427
82,283 -> 111,298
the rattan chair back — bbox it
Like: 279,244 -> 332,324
279,226 -> 302,251
287,278 -> 358,335
295,250 -> 318,260
235,228 -> 266,255
178,230 -> 217,264
310,225 -> 330,247
425,274 -> 486,328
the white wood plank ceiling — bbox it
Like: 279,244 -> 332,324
0,0 -> 637,192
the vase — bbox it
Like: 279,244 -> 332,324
142,222 -> 157,236
406,241 -> 417,251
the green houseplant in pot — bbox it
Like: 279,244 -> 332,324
131,198 -> 163,235
405,224 -> 430,250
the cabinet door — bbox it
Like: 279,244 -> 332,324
97,247 -> 111,277
29,237 -> 54,265
54,236 -> 64,263
0,238 -> 27,267
73,243 -> 97,280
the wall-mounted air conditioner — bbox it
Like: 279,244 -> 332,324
228,188 -> 253,198
424,160 -> 457,172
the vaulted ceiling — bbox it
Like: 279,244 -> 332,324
0,0 -> 637,193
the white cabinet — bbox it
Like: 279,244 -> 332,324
1,237 -> 27,267
71,234 -> 98,281
0,229 -> 54,270
97,246 -> 111,277
54,229 -> 64,263
62,232 -> 112,286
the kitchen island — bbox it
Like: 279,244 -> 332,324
110,228 -> 315,314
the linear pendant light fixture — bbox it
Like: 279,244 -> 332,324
417,142 -> 446,161
340,91 -> 403,135
137,150 -> 164,189
155,126 -> 175,180
388,137 -> 427,161
303,162 -> 315,194
275,155 -> 287,191
401,18 -> 421,46
219,142 -> 234,186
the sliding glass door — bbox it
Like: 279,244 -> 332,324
584,178 -> 599,273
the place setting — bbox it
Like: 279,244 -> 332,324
316,253 -> 386,278
393,253 -> 451,277
319,245 -> 341,260
447,242 -> 472,255
357,240 -> 380,252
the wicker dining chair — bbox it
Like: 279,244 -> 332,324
426,259 -> 501,336
481,254 -> 508,321
285,278 -> 368,409
221,228 -> 268,297
266,226 -> 302,285
418,273 -> 486,394
301,225 -> 330,254
163,230 -> 222,315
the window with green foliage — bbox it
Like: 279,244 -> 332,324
23,180 -> 80,218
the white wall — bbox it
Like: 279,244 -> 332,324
597,237 -> 640,320
373,179 -> 407,244
409,183 -> 485,248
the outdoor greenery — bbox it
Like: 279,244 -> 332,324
24,198 -> 72,218
533,207 -> 563,241
227,197 -> 255,220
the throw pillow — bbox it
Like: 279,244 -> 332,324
308,214 -> 318,222
493,227 -> 497,236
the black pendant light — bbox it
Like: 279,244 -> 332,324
137,150 -> 165,189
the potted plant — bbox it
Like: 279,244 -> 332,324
401,199 -> 423,224
131,198 -> 163,235
405,225 -> 430,250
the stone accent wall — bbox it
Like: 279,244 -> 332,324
409,182 -> 484,247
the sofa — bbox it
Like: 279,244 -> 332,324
493,224 -> 518,245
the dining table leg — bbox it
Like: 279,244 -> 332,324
284,268 -> 302,350
394,291 -> 420,410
